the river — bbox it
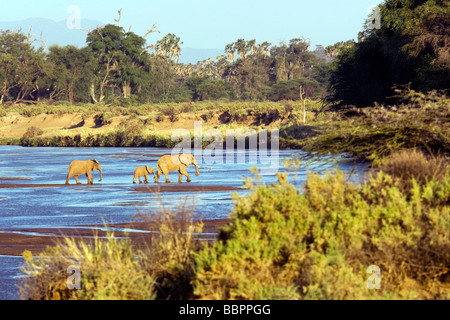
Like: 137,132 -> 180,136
0,146 -> 367,300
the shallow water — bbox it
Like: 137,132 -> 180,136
0,146 -> 367,299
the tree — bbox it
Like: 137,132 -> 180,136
270,38 -> 316,82
86,24 -> 123,103
86,24 -> 152,102
155,33 -> 183,63
48,45 -> 95,104
329,0 -> 450,107
0,29 -> 46,104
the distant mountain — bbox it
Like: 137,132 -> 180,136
0,18 -> 104,48
0,18 -> 222,64
178,48 -> 224,65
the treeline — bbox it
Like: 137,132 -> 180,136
329,0 -> 449,107
0,0 -> 448,108
0,23 -> 332,106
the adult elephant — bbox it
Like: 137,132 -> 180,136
65,159 -> 103,185
155,154 -> 200,183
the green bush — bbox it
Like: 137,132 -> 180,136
193,166 -> 449,299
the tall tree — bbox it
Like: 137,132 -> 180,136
0,29 -> 46,104
48,45 -> 95,104
329,0 -> 450,107
155,33 -> 183,63
270,38 -> 315,82
86,24 -> 152,102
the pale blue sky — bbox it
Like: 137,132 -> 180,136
0,0 -> 383,49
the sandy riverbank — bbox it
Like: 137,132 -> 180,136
0,219 -> 230,256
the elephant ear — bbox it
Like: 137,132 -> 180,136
178,154 -> 191,166
92,159 -> 99,164
145,166 -> 152,173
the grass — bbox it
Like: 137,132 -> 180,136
19,197 -> 204,300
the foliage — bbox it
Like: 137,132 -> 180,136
0,30 -> 47,104
18,148 -> 450,300
179,76 -> 234,101
329,0 -> 450,107
86,24 -> 152,103
193,158 -> 450,300
135,198 -> 205,299
21,126 -> 43,140
298,90 -> 450,161
20,234 -> 156,300
19,198 -> 204,300
267,78 -> 323,101
374,148 -> 449,196
47,45 -> 95,104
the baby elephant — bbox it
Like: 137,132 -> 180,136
133,166 -> 155,184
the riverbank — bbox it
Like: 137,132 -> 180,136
1,93 -> 448,162
0,100 -> 308,148
0,219 -> 230,256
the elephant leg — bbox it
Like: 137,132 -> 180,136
133,176 -> 136,184
180,166 -> 191,183
87,172 -> 94,185
74,176 -> 81,185
144,174 -> 148,184
164,171 -> 170,183
65,174 -> 71,185
139,177 -> 142,184
178,171 -> 183,183
155,167 -> 162,183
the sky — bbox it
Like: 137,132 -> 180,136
0,0 -> 383,50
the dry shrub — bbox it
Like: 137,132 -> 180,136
136,196 -> 204,300
22,126 -> 43,140
19,234 -> 156,300
19,196 -> 203,300
375,149 -> 449,195
181,102 -> 195,113
159,105 -> 180,122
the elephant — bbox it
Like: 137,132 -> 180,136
155,154 -> 200,183
133,166 -> 155,184
65,159 -> 102,185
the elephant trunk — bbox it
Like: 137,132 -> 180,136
195,164 -> 200,176
98,166 -> 103,182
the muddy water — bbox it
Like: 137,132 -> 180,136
0,146 -> 367,299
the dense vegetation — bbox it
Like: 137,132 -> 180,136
1,0 -> 447,108
3,89 -> 446,163
329,0 -> 449,107
0,23 -> 328,106
20,149 -> 449,300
